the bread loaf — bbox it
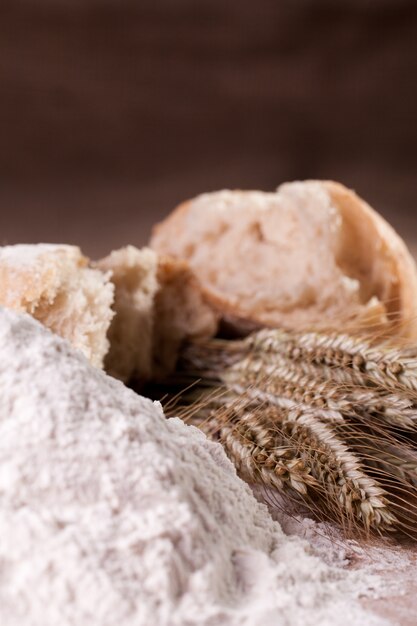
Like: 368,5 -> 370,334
97,246 -> 218,382
150,181 -> 417,339
0,244 -> 114,366
153,255 -> 219,377
0,243 -> 217,381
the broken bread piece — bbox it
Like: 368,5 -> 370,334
153,255 -> 219,377
97,246 -> 159,382
150,181 -> 417,340
0,244 -> 114,367
97,246 -> 218,382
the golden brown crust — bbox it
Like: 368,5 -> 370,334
150,182 -> 417,341
322,180 -> 417,339
151,200 -> 192,247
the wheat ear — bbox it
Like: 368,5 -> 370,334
223,355 -> 417,430
250,329 -> 417,393
216,401 -> 317,497
277,406 -> 395,532
206,396 -> 395,533
174,327 -> 417,537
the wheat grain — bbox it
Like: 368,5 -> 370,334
278,407 -> 395,532
249,329 -> 417,392
217,403 -> 316,497
224,356 -> 346,419
223,355 -> 417,430
207,398 -> 395,533
174,327 -> 417,537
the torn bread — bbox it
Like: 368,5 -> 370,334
153,255 -> 219,377
97,246 -> 159,382
0,244 -> 114,367
150,181 -> 417,339
97,246 -> 218,382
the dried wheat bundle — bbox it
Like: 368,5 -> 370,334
172,328 -> 417,538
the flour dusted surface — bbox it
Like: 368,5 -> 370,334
0,308 -> 385,625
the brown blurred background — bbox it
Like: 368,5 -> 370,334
0,0 -> 416,258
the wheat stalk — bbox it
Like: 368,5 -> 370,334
216,402 -> 317,497
174,327 -> 417,538
223,355 -> 417,430
210,400 -> 395,532
355,444 -> 417,487
276,406 -> 395,531
249,329 -> 417,392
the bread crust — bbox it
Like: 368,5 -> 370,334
0,244 -> 115,366
0,244 -> 85,312
323,180 -> 417,339
153,255 -> 219,376
150,182 -> 417,340
98,247 -> 219,382
97,246 -> 159,382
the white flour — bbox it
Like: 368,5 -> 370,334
0,307 -> 386,625
266,490 -> 417,602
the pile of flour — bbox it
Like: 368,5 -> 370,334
0,307 -> 386,625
